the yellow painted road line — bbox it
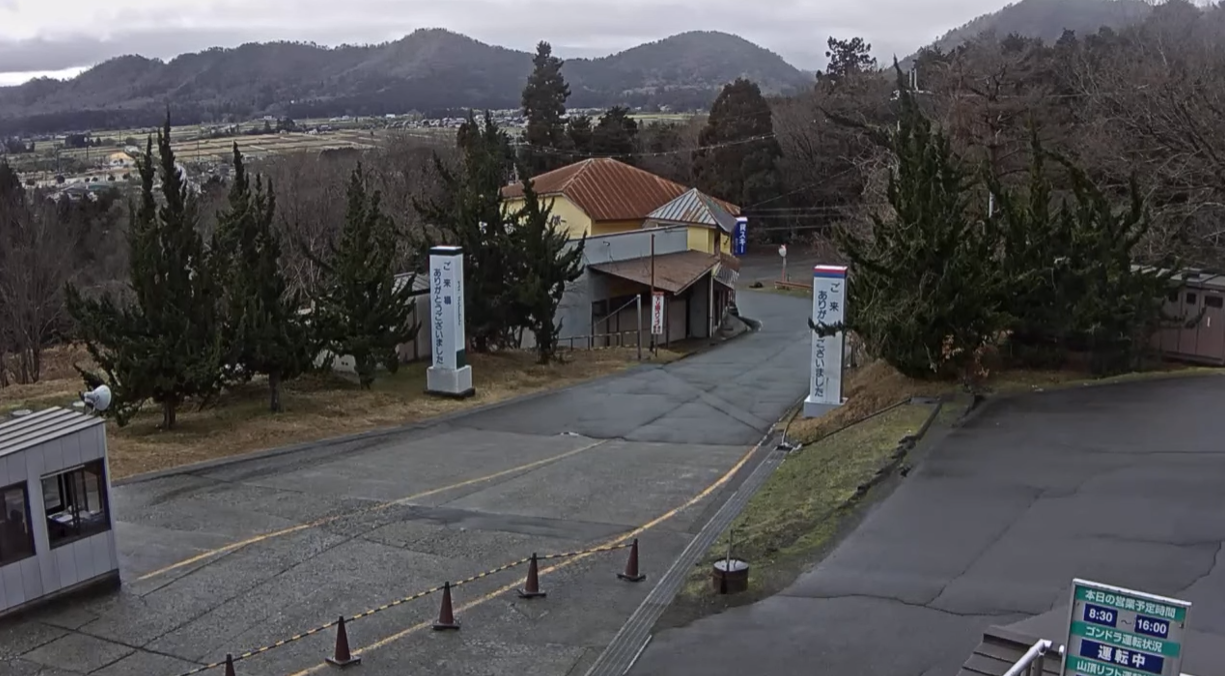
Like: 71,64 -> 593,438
284,440 -> 759,676
136,440 -> 609,581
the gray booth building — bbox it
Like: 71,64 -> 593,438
0,407 -> 119,618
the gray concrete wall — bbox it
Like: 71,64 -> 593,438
555,227 -> 689,343
688,278 -> 711,339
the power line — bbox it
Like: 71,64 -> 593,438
511,133 -> 779,160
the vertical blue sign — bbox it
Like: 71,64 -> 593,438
733,217 -> 748,257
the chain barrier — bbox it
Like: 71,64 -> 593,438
172,541 -> 633,676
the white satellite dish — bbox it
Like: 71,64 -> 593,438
80,385 -> 112,413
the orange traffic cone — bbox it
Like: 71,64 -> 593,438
224,654 -> 236,676
518,553 -> 547,599
433,582 -> 461,630
326,616 -> 361,667
618,538 -> 646,582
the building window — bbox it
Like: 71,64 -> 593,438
1206,295 -> 1223,309
0,483 -> 35,566
43,460 -> 111,548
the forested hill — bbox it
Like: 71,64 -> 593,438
915,0 -> 1153,56
0,29 -> 811,135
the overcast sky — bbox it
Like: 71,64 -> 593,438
0,0 -> 1013,86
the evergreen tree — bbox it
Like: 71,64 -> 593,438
509,177 -> 586,364
990,133 -> 1176,373
214,145 -> 315,412
819,36 -> 878,85
65,115 -> 225,428
591,106 -> 639,164
566,114 -> 594,156
817,66 -> 1008,382
415,111 -> 519,351
694,79 -> 782,213
521,41 -> 571,175
313,164 -> 417,389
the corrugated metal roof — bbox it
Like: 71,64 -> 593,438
646,188 -> 738,233
501,158 -> 741,223
588,250 -> 720,295
0,407 -> 104,459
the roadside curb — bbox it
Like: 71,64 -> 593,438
836,396 -> 945,512
114,357 -> 673,487
583,403 -> 796,676
588,395 -> 944,676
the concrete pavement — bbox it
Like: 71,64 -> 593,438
0,289 -> 814,676
630,375 -> 1225,676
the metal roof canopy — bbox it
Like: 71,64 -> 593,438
646,188 -> 739,234
0,407 -> 104,460
589,250 -> 720,295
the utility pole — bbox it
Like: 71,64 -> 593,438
650,233 -> 657,355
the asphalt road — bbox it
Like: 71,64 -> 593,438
736,250 -> 824,286
0,289 -> 813,676
630,375 -> 1225,676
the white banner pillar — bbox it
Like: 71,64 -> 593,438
803,265 -> 848,418
426,245 -> 475,398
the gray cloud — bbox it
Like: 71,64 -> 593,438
0,0 -> 1005,78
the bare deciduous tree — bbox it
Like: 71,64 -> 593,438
0,192 -> 75,385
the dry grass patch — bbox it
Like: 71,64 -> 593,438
663,403 -> 937,626
1,345 -> 681,479
660,353 -> 1219,628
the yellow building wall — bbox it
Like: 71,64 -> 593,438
503,195 -> 593,239
590,220 -> 644,237
682,226 -> 732,255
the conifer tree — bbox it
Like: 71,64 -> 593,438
694,79 -> 782,211
66,115 -> 225,428
989,133 -> 1175,373
415,111 -> 519,351
591,106 -> 639,164
214,145 -> 315,412
509,176 -> 585,363
313,164 -> 417,389
521,41 -> 571,174
817,65 -> 1007,381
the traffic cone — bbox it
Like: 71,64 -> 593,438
326,616 -> 361,667
433,582 -> 461,630
618,538 -> 646,582
518,553 -> 547,599
224,654 -> 236,676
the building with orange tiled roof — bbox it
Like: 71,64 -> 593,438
500,158 -> 740,255
500,158 -> 745,349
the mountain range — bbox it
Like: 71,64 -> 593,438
0,30 -> 811,135
0,0 -> 1164,136
921,0 -> 1152,55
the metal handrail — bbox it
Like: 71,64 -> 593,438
1003,640 -> 1060,676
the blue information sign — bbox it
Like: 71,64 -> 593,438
733,217 -> 747,257
1084,604 -> 1118,628
1079,639 -> 1164,675
1063,579 -> 1190,676
1134,616 -> 1170,639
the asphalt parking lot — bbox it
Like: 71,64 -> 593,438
1,289 -> 814,676
631,375 -> 1225,676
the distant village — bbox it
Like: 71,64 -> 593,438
2,105 -> 683,201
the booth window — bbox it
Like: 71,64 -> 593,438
0,482 -> 35,566
43,460 -> 110,548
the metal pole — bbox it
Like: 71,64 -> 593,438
636,294 -> 643,361
650,234 -> 656,355
1002,640 -> 1052,676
